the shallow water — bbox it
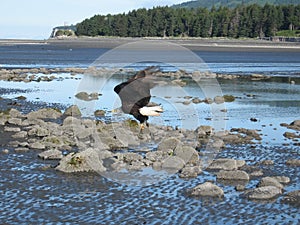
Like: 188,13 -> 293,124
0,44 -> 300,224
0,146 -> 299,224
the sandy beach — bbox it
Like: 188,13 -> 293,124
1,37 -> 300,52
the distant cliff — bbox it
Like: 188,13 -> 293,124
50,25 -> 77,38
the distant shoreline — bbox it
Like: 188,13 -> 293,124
1,37 -> 300,52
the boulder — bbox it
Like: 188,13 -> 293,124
246,186 -> 282,200
145,151 -> 165,162
120,152 -> 143,163
9,108 -> 22,118
272,176 -> 290,184
63,105 -> 82,117
173,145 -> 199,164
157,137 -> 181,151
75,92 -> 90,101
7,118 -> 23,126
26,108 -> 62,120
257,177 -> 284,190
190,182 -> 224,198
281,190 -> 300,206
214,96 -> 225,104
114,127 -> 140,147
94,109 -> 106,117
161,156 -> 185,172
56,148 -> 109,173
286,159 -> 300,166
12,131 -> 27,139
208,158 -> 238,171
29,142 -> 46,150
179,165 -> 202,178
216,170 -> 250,180
28,126 -> 50,137
283,132 -> 299,139
38,149 -> 63,160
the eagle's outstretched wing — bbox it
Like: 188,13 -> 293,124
114,66 -> 159,118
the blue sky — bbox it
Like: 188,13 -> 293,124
0,0 -> 187,39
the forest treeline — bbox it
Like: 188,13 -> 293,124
76,4 -> 300,38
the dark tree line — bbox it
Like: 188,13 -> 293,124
76,4 -> 300,38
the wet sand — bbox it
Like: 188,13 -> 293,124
1,37 -> 300,52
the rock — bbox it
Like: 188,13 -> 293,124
195,125 -> 212,138
26,108 -> 62,120
203,98 -> 213,104
223,95 -> 235,102
8,118 -> 23,126
281,190 -> 300,206
161,156 -> 185,172
207,139 -> 225,149
4,126 -> 21,132
250,118 -> 258,122
214,96 -> 225,104
94,109 -> 105,117
38,149 -> 63,160
28,126 -> 50,137
283,132 -> 298,139
63,105 -> 82,117
75,92 -> 90,101
272,176 -> 290,184
257,177 -> 284,190
259,160 -> 274,165
157,137 -> 181,151
286,159 -> 300,166
114,127 -> 140,147
179,165 -> 202,178
291,120 -> 300,126
15,147 -> 29,152
56,148 -> 108,173
12,131 -> 27,139
2,149 -> 9,154
235,184 -> 245,191
246,186 -> 282,200
208,158 -> 238,171
182,100 -> 191,105
192,97 -> 202,104
29,142 -> 46,150
209,158 -> 245,170
9,108 -> 22,118
190,182 -> 224,198
173,145 -> 199,164
250,73 -> 267,79
145,151 -> 165,162
121,152 -> 143,163
171,79 -> 186,86
216,170 -> 250,180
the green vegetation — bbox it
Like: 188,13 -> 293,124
173,0 -> 300,9
55,29 -> 75,37
76,4 -> 300,38
276,29 -> 300,36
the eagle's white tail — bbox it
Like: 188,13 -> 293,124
139,105 -> 163,116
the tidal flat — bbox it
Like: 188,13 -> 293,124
0,39 -> 299,224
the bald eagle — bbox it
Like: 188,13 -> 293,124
114,66 -> 163,129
